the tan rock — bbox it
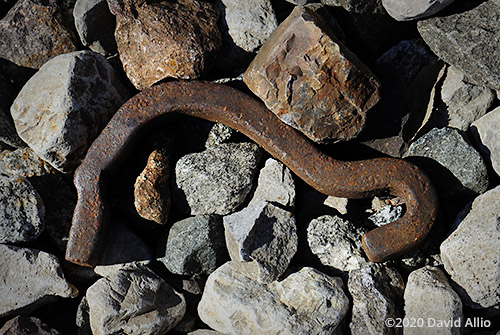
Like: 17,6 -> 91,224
243,6 -> 380,143
108,0 -> 222,90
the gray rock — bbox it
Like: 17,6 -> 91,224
86,265 -> 186,335
348,263 -> 405,335
173,142 -> 262,215
0,0 -> 77,69
0,175 -> 44,243
159,215 -> 227,276
440,66 -> 495,131
0,244 -> 77,317
0,111 -> 25,149
307,215 -> 368,272
10,50 -> 130,172
440,185 -> 500,308
198,262 -> 349,335
382,0 -> 455,21
223,201 -> 297,283
0,148 -> 56,177
73,0 -> 117,56
205,123 -> 236,148
0,315 -> 61,335
249,158 -> 295,208
188,331 -> 223,335
403,127 -> 489,199
471,106 -> 500,177
76,296 -> 92,335
367,203 -> 403,227
404,266 -> 462,334
418,1 -> 500,90
324,196 -> 349,215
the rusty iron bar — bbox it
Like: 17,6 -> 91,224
65,80 -> 438,267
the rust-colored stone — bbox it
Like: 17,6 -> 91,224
134,139 -> 172,224
107,0 -> 221,90
65,81 -> 437,267
243,6 -> 381,143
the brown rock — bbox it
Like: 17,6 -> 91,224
108,0 -> 221,90
0,0 -> 77,69
243,6 -> 381,143
134,141 -> 172,224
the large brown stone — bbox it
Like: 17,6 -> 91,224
243,6 -> 380,143
0,0 -> 77,69
108,0 -> 221,90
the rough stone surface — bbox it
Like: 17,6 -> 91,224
159,215 -> 227,276
243,6 -> 380,143
223,201 -> 297,283
86,266 -> 186,335
134,146 -> 171,224
0,111 -> 25,150
0,316 -> 61,335
74,0 -> 117,56
10,51 -> 130,172
418,1 -> 500,90
0,0 -> 77,69
307,215 -> 368,271
404,266 -> 462,334
205,123 -> 236,149
0,175 -> 45,243
198,262 -> 349,335
173,142 -> 261,215
0,244 -> 77,317
403,127 -> 489,199
382,0 -> 455,21
249,158 -> 295,208
76,297 -> 92,335
0,148 -> 56,177
440,185 -> 500,308
108,0 -> 221,90
439,66 -> 495,131
348,263 -> 405,335
367,203 -> 403,227
188,331 -> 222,335
471,106 -> 500,177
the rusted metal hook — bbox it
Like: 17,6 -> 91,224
66,80 -> 438,267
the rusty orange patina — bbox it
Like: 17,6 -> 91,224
65,81 -> 438,267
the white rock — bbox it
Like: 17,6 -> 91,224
382,0 -> 456,21
441,66 -> 495,131
198,262 -> 349,335
307,215 -> 368,271
224,201 -> 297,283
440,185 -> 500,308
10,50 -> 130,172
472,106 -> 500,177
86,265 -> 186,335
0,244 -> 77,317
249,158 -> 295,208
403,266 -> 462,335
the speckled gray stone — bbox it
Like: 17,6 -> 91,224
173,142 -> 262,215
159,215 -> 227,276
440,185 -> 500,308
418,0 -> 500,90
0,148 -> 56,178
307,215 -> 368,271
0,174 -> 45,243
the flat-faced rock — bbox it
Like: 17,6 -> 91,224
198,262 -> 349,335
10,51 -> 130,172
471,106 -> 500,177
108,0 -> 221,90
418,1 -> 500,90
440,185 -> 500,308
404,266 -> 462,334
0,245 -> 77,317
0,175 -> 44,243
173,142 -> 261,215
382,0 -> 455,21
223,201 -> 297,283
0,0 -> 77,69
249,158 -> 295,208
86,265 -> 185,335
243,6 -> 380,143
